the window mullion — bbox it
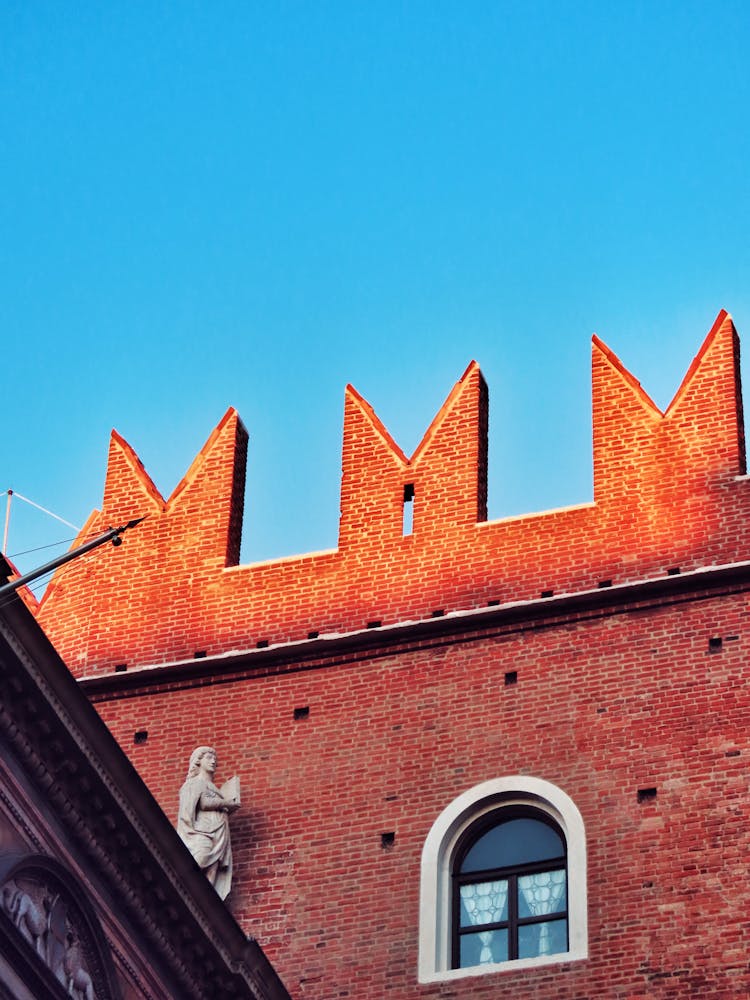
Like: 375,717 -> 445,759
508,873 -> 519,961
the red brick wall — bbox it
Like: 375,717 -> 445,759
32,309 -> 750,996
90,586 -> 750,998
35,311 -> 749,675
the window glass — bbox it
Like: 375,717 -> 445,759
460,929 -> 508,967
518,918 -> 568,959
460,817 -> 564,872
459,880 -> 508,927
452,811 -> 568,969
517,869 -> 566,918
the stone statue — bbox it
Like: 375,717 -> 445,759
44,892 -> 69,988
64,930 -> 95,1000
2,881 -> 46,958
2,881 -> 96,995
177,747 -> 240,900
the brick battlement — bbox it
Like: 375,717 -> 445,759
35,310 -> 749,676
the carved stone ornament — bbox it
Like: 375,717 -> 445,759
0,853 -> 120,1000
177,747 -> 240,900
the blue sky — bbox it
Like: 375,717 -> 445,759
3,2 -> 750,584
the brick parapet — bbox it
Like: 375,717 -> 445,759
36,310 -> 749,676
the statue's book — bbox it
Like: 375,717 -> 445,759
220,775 -> 240,805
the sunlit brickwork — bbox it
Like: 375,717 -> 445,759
34,309 -> 750,997
37,311 -> 747,675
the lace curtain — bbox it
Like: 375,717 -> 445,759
459,880 -> 508,964
517,869 -> 566,955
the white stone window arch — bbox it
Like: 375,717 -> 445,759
418,776 -> 588,983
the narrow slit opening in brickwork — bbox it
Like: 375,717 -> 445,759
294,706 -> 310,721
667,566 -> 681,576
726,635 -> 739,642
541,589 -> 554,598
307,630 -> 319,639
367,620 -> 382,629
504,671 -> 518,686
381,831 -> 395,849
637,787 -> 657,803
256,639 -> 269,649
402,483 -> 415,536
487,599 -> 500,607
134,730 -> 148,745
114,663 -> 127,673
194,650 -> 206,659
708,637 -> 723,652
598,579 -> 612,589
725,749 -> 741,757
431,609 -> 445,618
596,707 -> 607,714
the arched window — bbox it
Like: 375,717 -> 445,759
452,806 -> 567,968
418,777 -> 587,983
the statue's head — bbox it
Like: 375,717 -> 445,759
187,745 -> 217,779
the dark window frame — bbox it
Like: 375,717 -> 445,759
450,806 -> 569,969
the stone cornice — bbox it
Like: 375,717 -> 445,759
80,559 -> 750,700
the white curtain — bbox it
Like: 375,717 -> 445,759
459,880 -> 508,964
517,869 -> 566,955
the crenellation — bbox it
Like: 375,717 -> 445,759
36,311 -> 750,681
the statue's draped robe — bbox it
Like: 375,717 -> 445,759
177,777 -> 233,899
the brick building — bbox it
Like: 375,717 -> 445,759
32,309 -> 750,997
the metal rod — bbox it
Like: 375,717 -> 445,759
0,517 -> 146,599
2,490 -> 11,556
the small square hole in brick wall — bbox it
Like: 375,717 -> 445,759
431,609 -> 445,618
541,589 -> 554,598
708,637 -> 723,652
194,650 -> 206,659
487,599 -> 500,607
637,787 -> 657,803
114,663 -> 127,673
307,630 -> 319,639
381,832 -> 395,849
294,706 -> 310,721
256,639 -> 269,649
598,579 -> 612,589
667,567 -> 681,576
367,620 -> 382,629
134,730 -> 148,745
504,671 -> 518,686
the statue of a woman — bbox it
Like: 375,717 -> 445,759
177,747 -> 239,900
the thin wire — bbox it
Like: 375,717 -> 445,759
8,537 -> 77,559
0,576 -> 50,612
0,529 -> 115,613
0,565 -> 69,612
